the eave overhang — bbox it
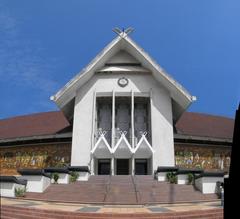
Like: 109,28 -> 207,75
0,133 -> 232,147
174,133 -> 232,146
0,132 -> 72,147
51,33 -> 196,122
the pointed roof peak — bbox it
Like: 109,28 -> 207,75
51,30 -> 196,122
112,27 -> 134,38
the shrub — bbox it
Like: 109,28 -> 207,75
15,187 -> 26,197
187,173 -> 194,185
55,162 -> 68,168
166,172 -> 177,184
52,172 -> 59,183
70,171 -> 79,183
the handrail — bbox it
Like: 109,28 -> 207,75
103,175 -> 111,202
131,175 -> 139,203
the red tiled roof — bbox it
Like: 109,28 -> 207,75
0,111 -> 234,141
0,111 -> 70,140
176,112 -> 234,139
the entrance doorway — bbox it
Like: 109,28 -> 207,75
98,159 -> 111,175
116,159 -> 129,175
135,159 -> 148,175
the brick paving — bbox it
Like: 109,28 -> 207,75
0,204 -> 224,219
23,175 -> 218,204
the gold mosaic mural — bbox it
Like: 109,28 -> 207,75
175,144 -> 231,171
0,143 -> 71,175
0,142 -> 231,175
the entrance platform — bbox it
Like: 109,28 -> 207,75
22,175 -> 217,204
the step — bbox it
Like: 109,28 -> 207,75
1,206 -> 223,219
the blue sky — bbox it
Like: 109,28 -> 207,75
0,0 -> 239,119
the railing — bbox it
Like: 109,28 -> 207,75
131,175 -> 139,203
103,175 -> 111,202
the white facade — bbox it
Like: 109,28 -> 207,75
71,73 -> 174,173
51,31 -> 195,175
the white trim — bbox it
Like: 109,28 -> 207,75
97,65 -> 149,73
91,134 -> 113,158
111,90 -> 115,148
133,134 -> 155,158
124,36 -> 194,102
131,90 -> 135,148
91,90 -> 96,150
112,133 -> 134,158
51,36 -> 122,103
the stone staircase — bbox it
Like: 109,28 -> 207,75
104,175 -> 138,204
24,175 -> 218,204
134,175 -> 218,204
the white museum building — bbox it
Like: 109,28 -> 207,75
50,30 -> 196,176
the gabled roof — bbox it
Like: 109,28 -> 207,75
175,112 -> 234,140
50,32 -> 196,122
0,111 -> 70,141
0,111 -> 234,144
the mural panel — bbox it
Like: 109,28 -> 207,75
0,142 -> 231,175
0,143 -> 71,175
175,144 -> 231,171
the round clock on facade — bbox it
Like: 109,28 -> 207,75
118,77 -> 128,87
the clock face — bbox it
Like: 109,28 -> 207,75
118,77 -> 128,87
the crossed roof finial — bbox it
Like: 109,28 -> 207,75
113,27 -> 134,38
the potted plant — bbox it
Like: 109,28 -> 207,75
15,187 -> 26,197
52,172 -> 59,184
187,173 -> 194,185
69,171 -> 79,183
166,172 -> 177,184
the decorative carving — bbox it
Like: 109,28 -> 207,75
0,144 -> 71,175
133,133 -> 154,158
91,133 -> 113,158
175,144 -> 231,171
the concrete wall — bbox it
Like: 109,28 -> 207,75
21,175 -> 50,193
0,183 -> 25,197
195,177 -> 224,194
71,72 -> 174,173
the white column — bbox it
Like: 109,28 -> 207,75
150,89 -> 154,175
131,157 -> 135,175
131,90 -> 135,175
111,90 -> 115,175
111,157 -> 114,175
90,90 -> 96,174
131,90 -> 135,148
